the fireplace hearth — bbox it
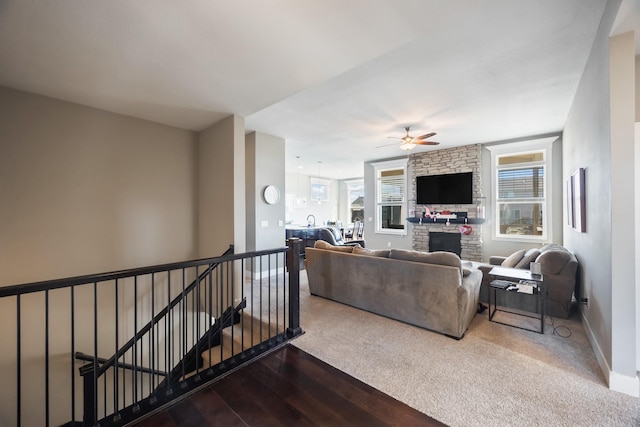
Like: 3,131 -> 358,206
429,232 -> 461,257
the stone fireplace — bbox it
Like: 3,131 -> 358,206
410,144 -> 484,261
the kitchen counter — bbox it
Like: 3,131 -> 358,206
285,226 -> 325,257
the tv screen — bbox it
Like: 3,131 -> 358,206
416,172 -> 473,205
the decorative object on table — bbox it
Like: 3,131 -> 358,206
530,261 -> 542,276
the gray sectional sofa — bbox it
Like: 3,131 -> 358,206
305,241 -> 482,339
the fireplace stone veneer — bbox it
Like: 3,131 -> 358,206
410,144 -> 483,261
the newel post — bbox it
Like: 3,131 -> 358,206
80,363 -> 97,426
286,238 -> 303,338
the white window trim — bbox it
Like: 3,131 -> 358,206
372,159 -> 408,236
487,138 -> 555,243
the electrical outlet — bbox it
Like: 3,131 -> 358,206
580,297 -> 589,308
387,242 -> 391,247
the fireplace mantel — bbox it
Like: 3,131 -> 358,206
407,217 -> 485,225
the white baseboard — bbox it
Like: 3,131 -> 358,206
581,309 -> 640,397
609,371 -> 640,397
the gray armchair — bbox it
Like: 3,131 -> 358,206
318,227 -> 365,248
478,244 -> 578,318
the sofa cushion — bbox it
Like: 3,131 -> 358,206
501,249 -> 526,267
314,240 -> 356,253
352,246 -> 390,258
389,249 -> 462,270
515,248 -> 541,269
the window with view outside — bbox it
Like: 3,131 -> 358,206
496,152 -> 545,238
347,180 -> 364,222
377,168 -> 405,232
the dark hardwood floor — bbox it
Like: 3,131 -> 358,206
134,344 -> 446,427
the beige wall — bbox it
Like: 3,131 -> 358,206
0,86 -> 198,286
0,85 -> 200,425
197,114 -> 246,258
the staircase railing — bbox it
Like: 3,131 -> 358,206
0,238 -> 303,427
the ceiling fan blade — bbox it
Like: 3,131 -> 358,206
376,142 -> 400,148
414,132 -> 437,140
414,140 -> 440,146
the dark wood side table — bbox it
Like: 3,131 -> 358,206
488,266 -> 544,334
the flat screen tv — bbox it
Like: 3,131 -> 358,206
416,172 -> 473,205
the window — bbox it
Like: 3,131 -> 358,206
372,159 -> 407,235
489,139 -> 553,241
346,180 -> 364,222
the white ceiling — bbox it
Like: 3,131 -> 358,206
0,1 -> 616,179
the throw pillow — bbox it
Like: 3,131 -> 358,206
515,248 -> 541,269
501,249 -> 526,268
462,267 -> 472,277
389,249 -> 462,269
352,246 -> 390,257
314,240 -> 354,253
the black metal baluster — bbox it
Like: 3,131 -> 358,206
230,260 -> 235,358
276,254 -> 287,332
217,263 -> 224,368
275,254 -> 279,337
240,258 -> 245,356
150,273 -> 156,402
259,256 -> 264,344
114,279 -> 119,420
266,255 -> 271,342
102,368 -> 107,420
207,265 -> 213,371
93,282 -> 99,425
45,290 -> 49,427
181,268 -> 186,385
166,270 -> 172,395
133,276 -> 139,410
195,269 -> 201,378
250,258 -> 255,350
16,294 -> 21,427
70,286 -> 75,424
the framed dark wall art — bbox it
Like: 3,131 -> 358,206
572,168 -> 586,232
566,175 -> 574,227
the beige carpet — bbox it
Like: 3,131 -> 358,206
291,271 -> 640,427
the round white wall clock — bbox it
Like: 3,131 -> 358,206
263,185 -> 280,204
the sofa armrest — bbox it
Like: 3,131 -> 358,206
489,256 -> 506,265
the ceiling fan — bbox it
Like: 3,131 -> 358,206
377,126 -> 440,150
